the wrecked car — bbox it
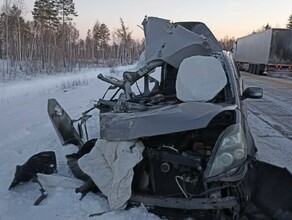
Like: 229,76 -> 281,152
47,17 -> 292,219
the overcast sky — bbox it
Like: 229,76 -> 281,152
15,0 -> 292,41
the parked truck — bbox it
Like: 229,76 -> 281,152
233,28 -> 292,74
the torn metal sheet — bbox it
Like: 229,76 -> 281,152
129,194 -> 238,210
100,103 -> 237,141
48,99 -> 82,147
142,17 -> 222,68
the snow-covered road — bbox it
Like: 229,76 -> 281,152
0,68 -> 291,220
242,72 -> 292,172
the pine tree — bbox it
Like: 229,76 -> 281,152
92,21 -> 101,64
99,23 -> 110,45
32,0 -> 60,72
264,23 -> 271,30
98,23 -> 110,62
92,21 -> 110,46
56,0 -> 78,25
92,21 -> 110,64
85,29 -> 93,62
32,0 -> 59,30
287,14 -> 292,29
55,0 -> 77,70
92,20 -> 101,45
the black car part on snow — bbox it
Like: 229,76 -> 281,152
9,151 -> 57,190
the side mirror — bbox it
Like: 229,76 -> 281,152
242,87 -> 263,100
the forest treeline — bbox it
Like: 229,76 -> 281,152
2,0 -> 291,81
0,0 -> 145,81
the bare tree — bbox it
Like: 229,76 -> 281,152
0,1 -> 28,79
114,18 -> 133,64
252,23 -> 272,34
219,36 -> 235,51
1,0 -> 11,79
287,14 -> 292,29
56,0 -> 78,69
0,1 -> 143,80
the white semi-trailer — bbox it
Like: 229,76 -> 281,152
233,29 -> 292,74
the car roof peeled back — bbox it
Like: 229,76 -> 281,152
142,16 -> 222,68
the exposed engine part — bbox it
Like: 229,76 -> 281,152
133,170 -> 150,193
142,147 -> 204,196
174,132 -> 194,152
175,176 -> 190,198
144,147 -> 201,170
161,163 -> 170,173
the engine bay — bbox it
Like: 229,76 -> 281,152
133,111 -> 236,198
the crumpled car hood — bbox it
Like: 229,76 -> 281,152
142,17 -> 222,68
100,102 -> 237,141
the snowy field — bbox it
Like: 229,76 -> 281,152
1,67 -> 292,220
0,66 -> 160,220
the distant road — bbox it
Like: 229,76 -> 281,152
242,72 -> 292,172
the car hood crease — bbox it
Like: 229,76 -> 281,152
100,102 -> 237,141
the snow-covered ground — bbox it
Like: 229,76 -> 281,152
1,68 -> 291,220
0,66 -> 160,220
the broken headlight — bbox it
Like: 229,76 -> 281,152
204,123 -> 247,181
